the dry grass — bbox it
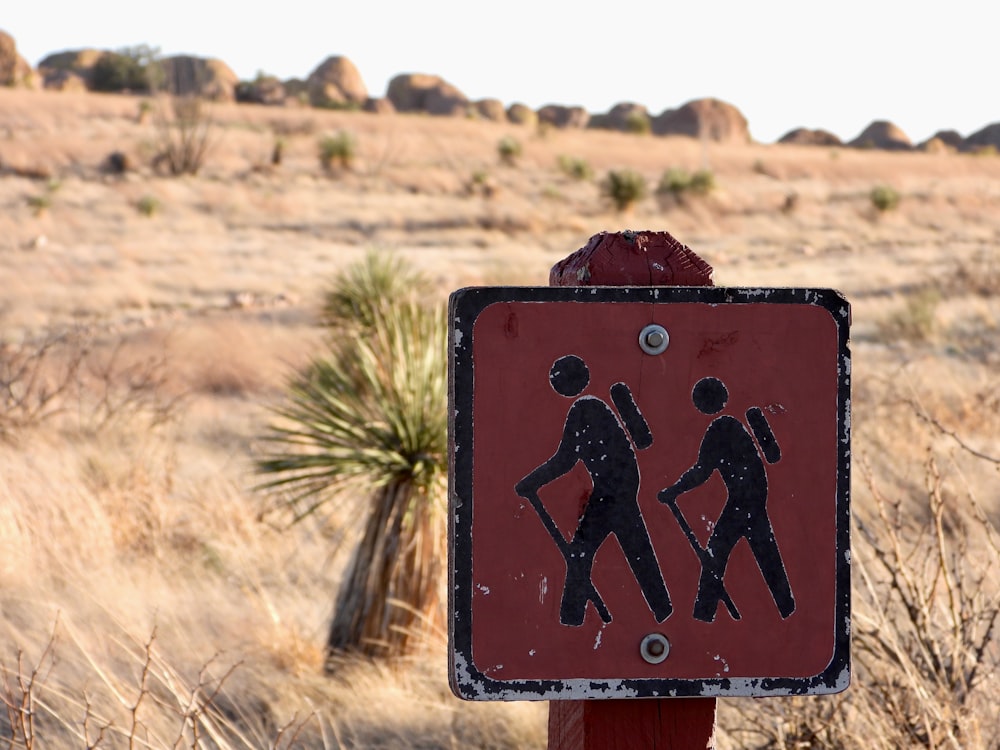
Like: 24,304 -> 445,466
1,86 -> 999,747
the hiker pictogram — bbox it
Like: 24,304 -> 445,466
658,376 -> 795,623
514,354 -> 672,627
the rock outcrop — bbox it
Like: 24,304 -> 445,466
652,98 -> 750,143
777,127 -> 843,146
386,73 -> 468,116
506,103 -> 537,127
472,98 -> 507,122
0,30 -> 37,88
918,130 -> 963,153
363,97 -> 396,115
235,75 -> 286,106
159,55 -> 239,101
848,120 -> 912,151
589,102 -> 651,133
306,56 -> 368,108
962,123 -> 1000,153
38,48 -> 105,89
537,104 -> 589,129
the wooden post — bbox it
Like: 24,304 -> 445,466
547,229 -> 717,750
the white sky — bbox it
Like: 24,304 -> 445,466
4,1 -> 997,144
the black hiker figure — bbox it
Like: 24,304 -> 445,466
658,376 -> 795,623
515,355 -> 672,627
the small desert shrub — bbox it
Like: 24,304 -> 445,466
465,169 -> 497,198
497,135 -> 522,166
318,130 -> 356,171
556,155 -> 593,181
26,193 -> 52,216
878,287 -> 941,343
968,144 -> 998,157
25,178 -> 60,216
104,150 -> 132,174
602,168 -> 647,212
92,49 -> 152,93
137,99 -> 154,124
624,110 -> 651,135
137,194 -> 161,217
870,184 -> 901,212
689,169 -> 716,194
270,136 -> 286,166
153,96 -> 214,176
657,167 -> 716,204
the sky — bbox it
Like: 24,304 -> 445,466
5,1 -> 998,144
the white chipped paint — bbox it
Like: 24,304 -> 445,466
538,576 -> 548,604
529,649 -> 536,656
453,328 -> 463,347
476,583 -> 491,595
712,654 -> 731,675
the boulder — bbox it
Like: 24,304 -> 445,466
537,104 -> 590,129
235,75 -> 286,106
652,98 -> 751,143
0,30 -> 37,88
386,73 -> 468,116
159,55 -> 239,101
306,56 -> 368,108
42,69 -> 89,92
589,102 -> 651,133
918,130 -> 963,153
363,96 -> 396,115
961,123 -> 1000,153
38,48 -> 105,89
506,102 -> 537,127
777,127 -> 843,146
919,137 -> 954,154
473,98 -> 507,122
848,120 -> 912,151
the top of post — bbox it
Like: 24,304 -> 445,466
549,230 -> 714,288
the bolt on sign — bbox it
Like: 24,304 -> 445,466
448,286 -> 851,700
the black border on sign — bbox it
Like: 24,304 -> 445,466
448,286 -> 852,702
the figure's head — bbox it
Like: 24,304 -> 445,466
549,355 -> 589,397
692,377 -> 728,415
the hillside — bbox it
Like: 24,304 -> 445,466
0,86 -> 998,748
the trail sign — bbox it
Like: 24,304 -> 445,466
448,286 -> 851,701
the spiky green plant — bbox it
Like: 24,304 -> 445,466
258,256 -> 447,661
318,130 -> 356,172
319,251 -> 433,329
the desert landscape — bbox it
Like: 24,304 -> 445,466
1,46 -> 999,749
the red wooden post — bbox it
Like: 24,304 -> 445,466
547,229 -> 717,750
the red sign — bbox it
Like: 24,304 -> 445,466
448,286 -> 851,700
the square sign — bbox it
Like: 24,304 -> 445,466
448,286 -> 851,700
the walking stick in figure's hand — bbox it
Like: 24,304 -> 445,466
658,487 -> 742,621
515,485 -> 613,624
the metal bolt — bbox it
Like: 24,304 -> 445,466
640,633 -> 670,664
638,324 -> 669,355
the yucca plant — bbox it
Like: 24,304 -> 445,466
257,255 -> 447,662
319,251 -> 434,329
